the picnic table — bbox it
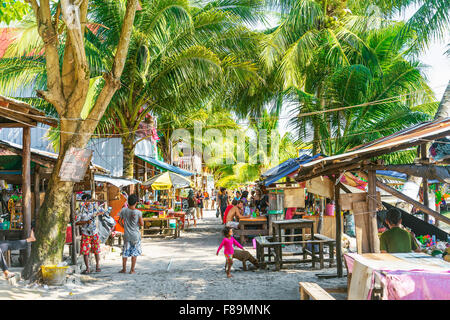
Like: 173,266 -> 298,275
255,234 -> 336,271
141,217 -> 180,239
272,219 -> 314,242
235,216 -> 268,244
344,252 -> 450,300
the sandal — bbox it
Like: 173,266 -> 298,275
95,268 -> 101,273
81,269 -> 90,274
5,273 -> 15,279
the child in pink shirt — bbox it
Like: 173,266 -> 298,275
216,226 -> 244,278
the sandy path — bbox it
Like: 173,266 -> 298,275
0,209 -> 347,300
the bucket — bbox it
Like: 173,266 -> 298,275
325,204 -> 335,216
169,219 -> 176,229
41,265 -> 68,286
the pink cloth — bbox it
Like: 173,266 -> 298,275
217,236 -> 244,255
381,270 -> 450,300
344,253 -> 450,300
285,208 -> 295,220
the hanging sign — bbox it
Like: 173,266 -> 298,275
59,147 -> 93,182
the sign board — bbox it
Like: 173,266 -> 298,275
59,147 -> 93,182
284,188 -> 305,208
305,176 -> 333,199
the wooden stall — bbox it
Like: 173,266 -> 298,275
0,95 -> 58,265
293,117 -> 450,282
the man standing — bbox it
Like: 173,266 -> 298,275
203,190 -> 210,210
187,189 -> 197,227
76,201 -> 103,274
118,194 -> 144,274
218,187 -> 229,222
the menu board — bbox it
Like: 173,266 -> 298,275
59,147 -> 93,182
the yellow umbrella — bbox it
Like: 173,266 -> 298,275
143,171 -> 193,190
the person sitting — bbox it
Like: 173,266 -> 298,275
225,200 -> 245,229
222,200 -> 237,225
0,230 -> 36,279
380,208 -> 421,253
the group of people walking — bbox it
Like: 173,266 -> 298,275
186,189 -> 213,227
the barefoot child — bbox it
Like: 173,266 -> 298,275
216,226 -> 244,278
118,194 -> 144,274
0,230 -> 36,279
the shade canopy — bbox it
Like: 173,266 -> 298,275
143,171 -> 193,190
136,154 -> 194,176
94,174 -> 141,188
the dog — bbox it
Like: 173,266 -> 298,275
232,249 -> 259,271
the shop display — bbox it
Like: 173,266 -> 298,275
0,189 -> 23,230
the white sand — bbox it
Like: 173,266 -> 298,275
0,210 -> 347,300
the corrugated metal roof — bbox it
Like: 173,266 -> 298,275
0,94 -> 58,127
0,139 -> 109,173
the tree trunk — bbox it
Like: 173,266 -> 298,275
434,81 -> 450,119
123,135 -> 136,179
22,0 -> 139,281
22,123 -> 91,280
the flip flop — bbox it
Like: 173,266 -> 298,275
81,270 -> 90,274
95,268 -> 101,273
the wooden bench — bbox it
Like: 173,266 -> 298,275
311,234 -> 336,269
255,236 -> 335,271
235,218 -> 268,244
299,282 -> 336,300
255,236 -> 283,270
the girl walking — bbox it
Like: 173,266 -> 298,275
216,226 -> 244,278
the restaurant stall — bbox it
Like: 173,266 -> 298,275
291,118 -> 450,299
0,95 -> 59,266
140,171 -> 193,238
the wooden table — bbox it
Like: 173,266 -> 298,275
141,217 -> 180,239
167,212 -> 186,230
235,217 -> 268,244
272,219 -> 314,242
344,253 -> 450,300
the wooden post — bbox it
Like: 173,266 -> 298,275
334,176 -> 343,277
70,193 -> 77,265
420,144 -> 429,223
144,160 -> 148,182
434,183 -> 440,228
367,170 -> 380,253
22,126 -> 32,264
34,164 -> 40,217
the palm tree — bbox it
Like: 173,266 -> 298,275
98,0 -> 265,178
259,1 -> 436,159
0,0 -> 265,179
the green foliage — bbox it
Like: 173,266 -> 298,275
0,0 -> 30,25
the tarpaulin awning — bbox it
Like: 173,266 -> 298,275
136,154 -> 195,177
94,174 -> 141,188
260,154 -> 321,186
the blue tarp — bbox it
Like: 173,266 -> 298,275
376,170 -> 439,184
136,154 -> 195,177
260,154 -> 321,186
261,161 -> 440,187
